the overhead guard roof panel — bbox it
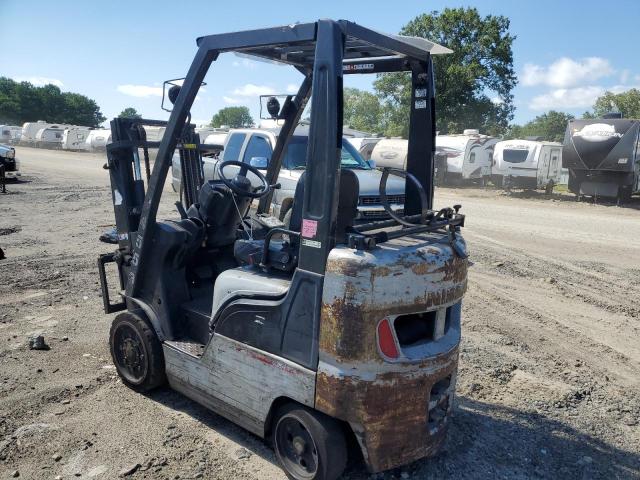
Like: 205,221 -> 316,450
196,20 -> 451,68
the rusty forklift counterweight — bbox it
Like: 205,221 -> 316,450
98,20 -> 467,479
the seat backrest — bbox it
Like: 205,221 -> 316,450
288,169 -> 359,244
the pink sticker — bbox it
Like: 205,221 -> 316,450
301,219 -> 318,238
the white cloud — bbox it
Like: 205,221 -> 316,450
223,96 -> 242,104
14,76 -> 64,88
232,58 -> 258,69
232,84 -> 275,97
490,96 -> 504,105
620,69 -> 630,84
286,84 -> 298,94
529,86 -> 605,110
117,84 -> 163,97
521,57 -> 614,88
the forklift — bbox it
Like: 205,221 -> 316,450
98,20 -> 468,480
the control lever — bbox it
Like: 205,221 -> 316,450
175,201 -> 188,219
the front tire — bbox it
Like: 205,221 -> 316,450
273,405 -> 347,480
109,311 -> 166,392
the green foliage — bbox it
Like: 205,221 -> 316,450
505,111 -> 574,142
589,89 -> 640,119
210,106 -> 253,128
118,107 -> 141,119
374,7 -> 517,137
343,88 -> 384,134
0,77 -> 105,127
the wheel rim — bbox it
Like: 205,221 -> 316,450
275,416 -> 319,479
113,322 -> 148,384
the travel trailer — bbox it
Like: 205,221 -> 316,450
35,126 -> 66,148
370,138 -> 407,169
85,129 -> 112,150
21,121 -> 51,144
563,115 -> 640,202
435,130 -> 498,184
0,125 -> 22,144
61,127 -> 92,151
492,139 -> 563,192
346,137 -> 381,161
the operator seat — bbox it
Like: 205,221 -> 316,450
232,170 -> 359,269
210,170 -> 359,323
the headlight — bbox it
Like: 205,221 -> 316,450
4,149 -> 15,159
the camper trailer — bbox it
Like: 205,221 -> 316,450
21,121 -> 51,144
0,125 -> 22,144
370,138 -> 408,169
61,127 -> 92,151
435,130 -> 498,184
492,139 -> 563,192
346,137 -> 381,161
563,116 -> 640,202
85,129 -> 112,150
35,126 -> 65,148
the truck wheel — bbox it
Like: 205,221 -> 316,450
109,311 -> 166,392
273,405 -> 347,480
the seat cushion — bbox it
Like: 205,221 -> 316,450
211,267 -> 291,320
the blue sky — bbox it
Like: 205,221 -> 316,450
2,0 -> 640,128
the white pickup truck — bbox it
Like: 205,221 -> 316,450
172,126 -> 405,222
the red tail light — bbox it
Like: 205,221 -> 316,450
377,318 -> 399,360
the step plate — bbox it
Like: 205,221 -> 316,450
164,339 -> 206,358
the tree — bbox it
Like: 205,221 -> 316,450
210,106 -> 253,128
0,77 -> 105,127
343,88 -> 384,134
506,111 -> 574,142
588,89 -> 640,118
119,107 -> 142,119
374,8 -> 517,137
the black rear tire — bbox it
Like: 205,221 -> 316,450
109,311 -> 166,392
273,404 -> 347,480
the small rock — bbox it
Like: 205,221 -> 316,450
10,470 -> 19,478
52,453 -> 62,461
28,334 -> 50,351
82,296 -> 89,301
235,447 -> 252,460
119,463 -> 141,477
62,336 -> 69,341
544,277 -> 557,284
61,399 -> 71,405
492,261 -> 504,267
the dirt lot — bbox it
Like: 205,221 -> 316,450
1,147 -> 639,479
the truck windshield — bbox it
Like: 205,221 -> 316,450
283,136 -> 370,170
503,149 -> 529,163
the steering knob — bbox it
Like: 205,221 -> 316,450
453,204 -> 462,214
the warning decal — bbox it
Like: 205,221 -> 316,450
301,219 -> 318,238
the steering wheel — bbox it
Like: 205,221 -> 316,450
379,167 -> 429,226
217,160 -> 271,199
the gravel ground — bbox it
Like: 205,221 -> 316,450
1,147 -> 639,479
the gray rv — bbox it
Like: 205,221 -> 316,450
563,115 -> 640,202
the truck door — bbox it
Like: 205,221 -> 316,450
207,132 -> 246,180
241,133 -> 273,189
538,148 -> 549,188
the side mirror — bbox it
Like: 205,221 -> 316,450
249,156 -> 268,169
168,85 -> 181,105
366,159 -> 376,168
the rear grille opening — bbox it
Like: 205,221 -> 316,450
394,311 -> 437,347
428,375 -> 452,433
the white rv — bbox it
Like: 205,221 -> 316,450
21,121 -> 51,144
85,129 -> 112,150
492,139 -> 563,191
347,137 -> 381,161
0,125 -> 22,144
35,126 -> 66,148
435,130 -> 498,184
61,127 -> 92,151
370,138 -> 407,169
